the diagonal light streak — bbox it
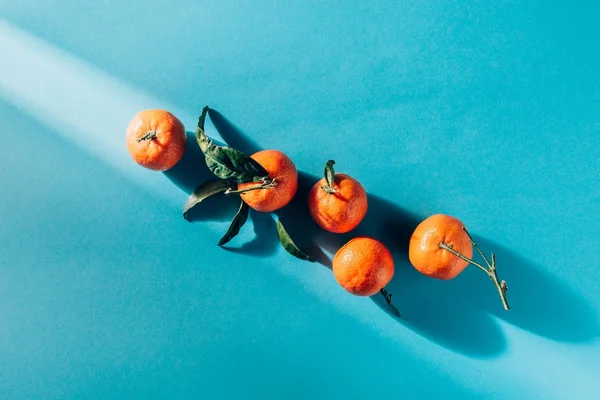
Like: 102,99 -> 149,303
0,19 -> 201,202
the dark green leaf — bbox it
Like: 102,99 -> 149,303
183,180 -> 233,220
197,105 -> 210,133
324,159 -> 336,188
195,106 -> 268,183
276,217 -> 314,262
218,200 -> 250,246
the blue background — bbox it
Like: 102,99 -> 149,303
1,1 -> 599,398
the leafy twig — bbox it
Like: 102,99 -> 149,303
438,227 -> 510,310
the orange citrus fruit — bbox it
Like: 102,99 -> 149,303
126,109 -> 187,171
332,237 -> 394,296
308,172 -> 367,234
408,214 -> 473,280
238,150 -> 298,212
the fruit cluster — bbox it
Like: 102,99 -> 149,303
126,107 -> 510,315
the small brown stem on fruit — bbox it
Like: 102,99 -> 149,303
380,288 -> 401,317
439,228 -> 510,311
321,185 -> 337,194
224,178 -> 277,195
137,130 -> 157,142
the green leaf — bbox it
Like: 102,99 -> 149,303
276,217 -> 314,262
183,180 -> 234,220
195,106 -> 268,183
197,105 -> 210,133
324,159 -> 336,188
218,200 -> 250,246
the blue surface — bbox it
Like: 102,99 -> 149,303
1,1 -> 599,398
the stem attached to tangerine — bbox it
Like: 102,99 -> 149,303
380,288 -> 401,317
438,227 -> 510,311
137,130 -> 157,142
321,185 -> 337,194
224,178 -> 277,195
321,160 -> 337,194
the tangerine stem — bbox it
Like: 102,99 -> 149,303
438,240 -> 510,311
224,179 -> 277,195
461,228 -> 509,310
439,243 -> 488,274
490,253 -> 510,311
463,226 -> 492,268
137,130 -> 157,142
379,288 -> 401,317
320,185 -> 337,194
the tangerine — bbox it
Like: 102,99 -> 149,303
332,237 -> 394,296
408,214 -> 473,280
126,109 -> 186,171
237,150 -> 298,212
308,161 -> 367,233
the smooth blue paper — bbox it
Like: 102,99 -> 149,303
1,1 -> 599,399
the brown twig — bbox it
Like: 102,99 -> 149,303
438,227 -> 510,311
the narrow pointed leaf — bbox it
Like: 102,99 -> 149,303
324,159 -> 336,188
195,106 -> 268,183
183,180 -> 233,220
276,217 -> 314,262
218,200 -> 250,246
197,105 -> 210,133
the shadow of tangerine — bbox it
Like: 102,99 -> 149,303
167,108 -> 599,357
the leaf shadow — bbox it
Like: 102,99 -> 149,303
204,108 -> 600,358
221,210 -> 279,257
208,109 -> 262,155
